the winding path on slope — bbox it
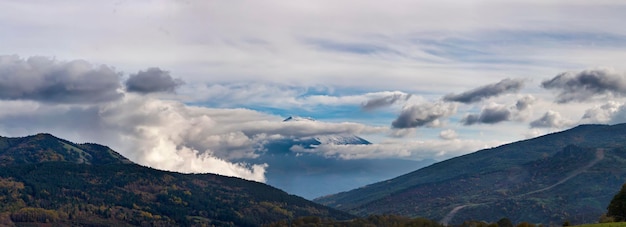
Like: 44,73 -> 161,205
440,149 -> 605,225
440,205 -> 469,226
520,149 -> 604,197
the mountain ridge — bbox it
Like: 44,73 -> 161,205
0,133 -> 132,166
315,123 -> 626,224
0,133 -> 354,226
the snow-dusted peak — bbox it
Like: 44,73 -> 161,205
280,115 -> 371,145
283,116 -> 315,122
313,134 -> 371,145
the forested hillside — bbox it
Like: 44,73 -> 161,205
0,133 -> 353,226
316,124 -> 626,224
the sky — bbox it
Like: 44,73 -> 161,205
3,0 -> 626,183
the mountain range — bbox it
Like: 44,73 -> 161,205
0,133 -> 353,226
3,123 -> 626,226
315,124 -> 626,224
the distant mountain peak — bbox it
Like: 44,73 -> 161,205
313,134 -> 371,145
280,116 -> 370,145
283,116 -> 315,122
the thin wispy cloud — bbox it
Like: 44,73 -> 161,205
292,139 -> 500,161
443,78 -> 525,104
439,129 -> 458,140
361,92 -> 412,111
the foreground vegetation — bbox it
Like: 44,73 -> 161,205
265,217 -> 626,227
265,215 -> 443,227
0,162 -> 354,226
575,223 -> 626,227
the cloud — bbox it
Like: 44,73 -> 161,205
541,68 -> 626,103
98,95 -> 384,159
125,67 -> 184,94
0,55 -> 122,103
6,0 -> 626,187
184,84 -> 416,112
523,129 -> 545,139
460,95 -> 536,126
391,102 -> 457,129
4,1 -> 626,96
291,139 -> 502,161
307,38 -> 395,55
513,95 -> 536,121
607,104 -> 626,125
0,98 -> 268,181
241,120 -> 386,138
0,100 -> 41,119
0,96 -> 271,182
299,91 -> 415,108
0,92 -> 386,182
361,92 -> 411,111
388,128 -> 416,138
580,101 -> 622,124
439,129 -> 458,140
515,95 -> 536,111
0,55 -> 404,183
530,110 -> 572,128
443,78 -> 524,103
579,102 -> 626,125
461,105 -> 511,125
461,103 -> 511,125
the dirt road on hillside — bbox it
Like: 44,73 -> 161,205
440,149 -> 605,225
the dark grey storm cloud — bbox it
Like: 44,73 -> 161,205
391,102 -> 456,128
443,78 -> 524,103
530,111 -> 570,128
0,55 -> 123,103
361,93 -> 411,111
461,105 -> 511,125
125,67 -> 184,94
541,68 -> 626,103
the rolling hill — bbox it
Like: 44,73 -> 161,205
0,133 -> 354,226
315,124 -> 626,225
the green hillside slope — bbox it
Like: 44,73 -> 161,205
315,124 -> 626,224
0,133 -> 353,226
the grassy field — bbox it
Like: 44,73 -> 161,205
575,223 -> 626,227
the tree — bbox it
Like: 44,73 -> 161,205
516,222 -> 536,227
607,183 -> 626,221
599,214 -> 615,223
497,218 -> 513,227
